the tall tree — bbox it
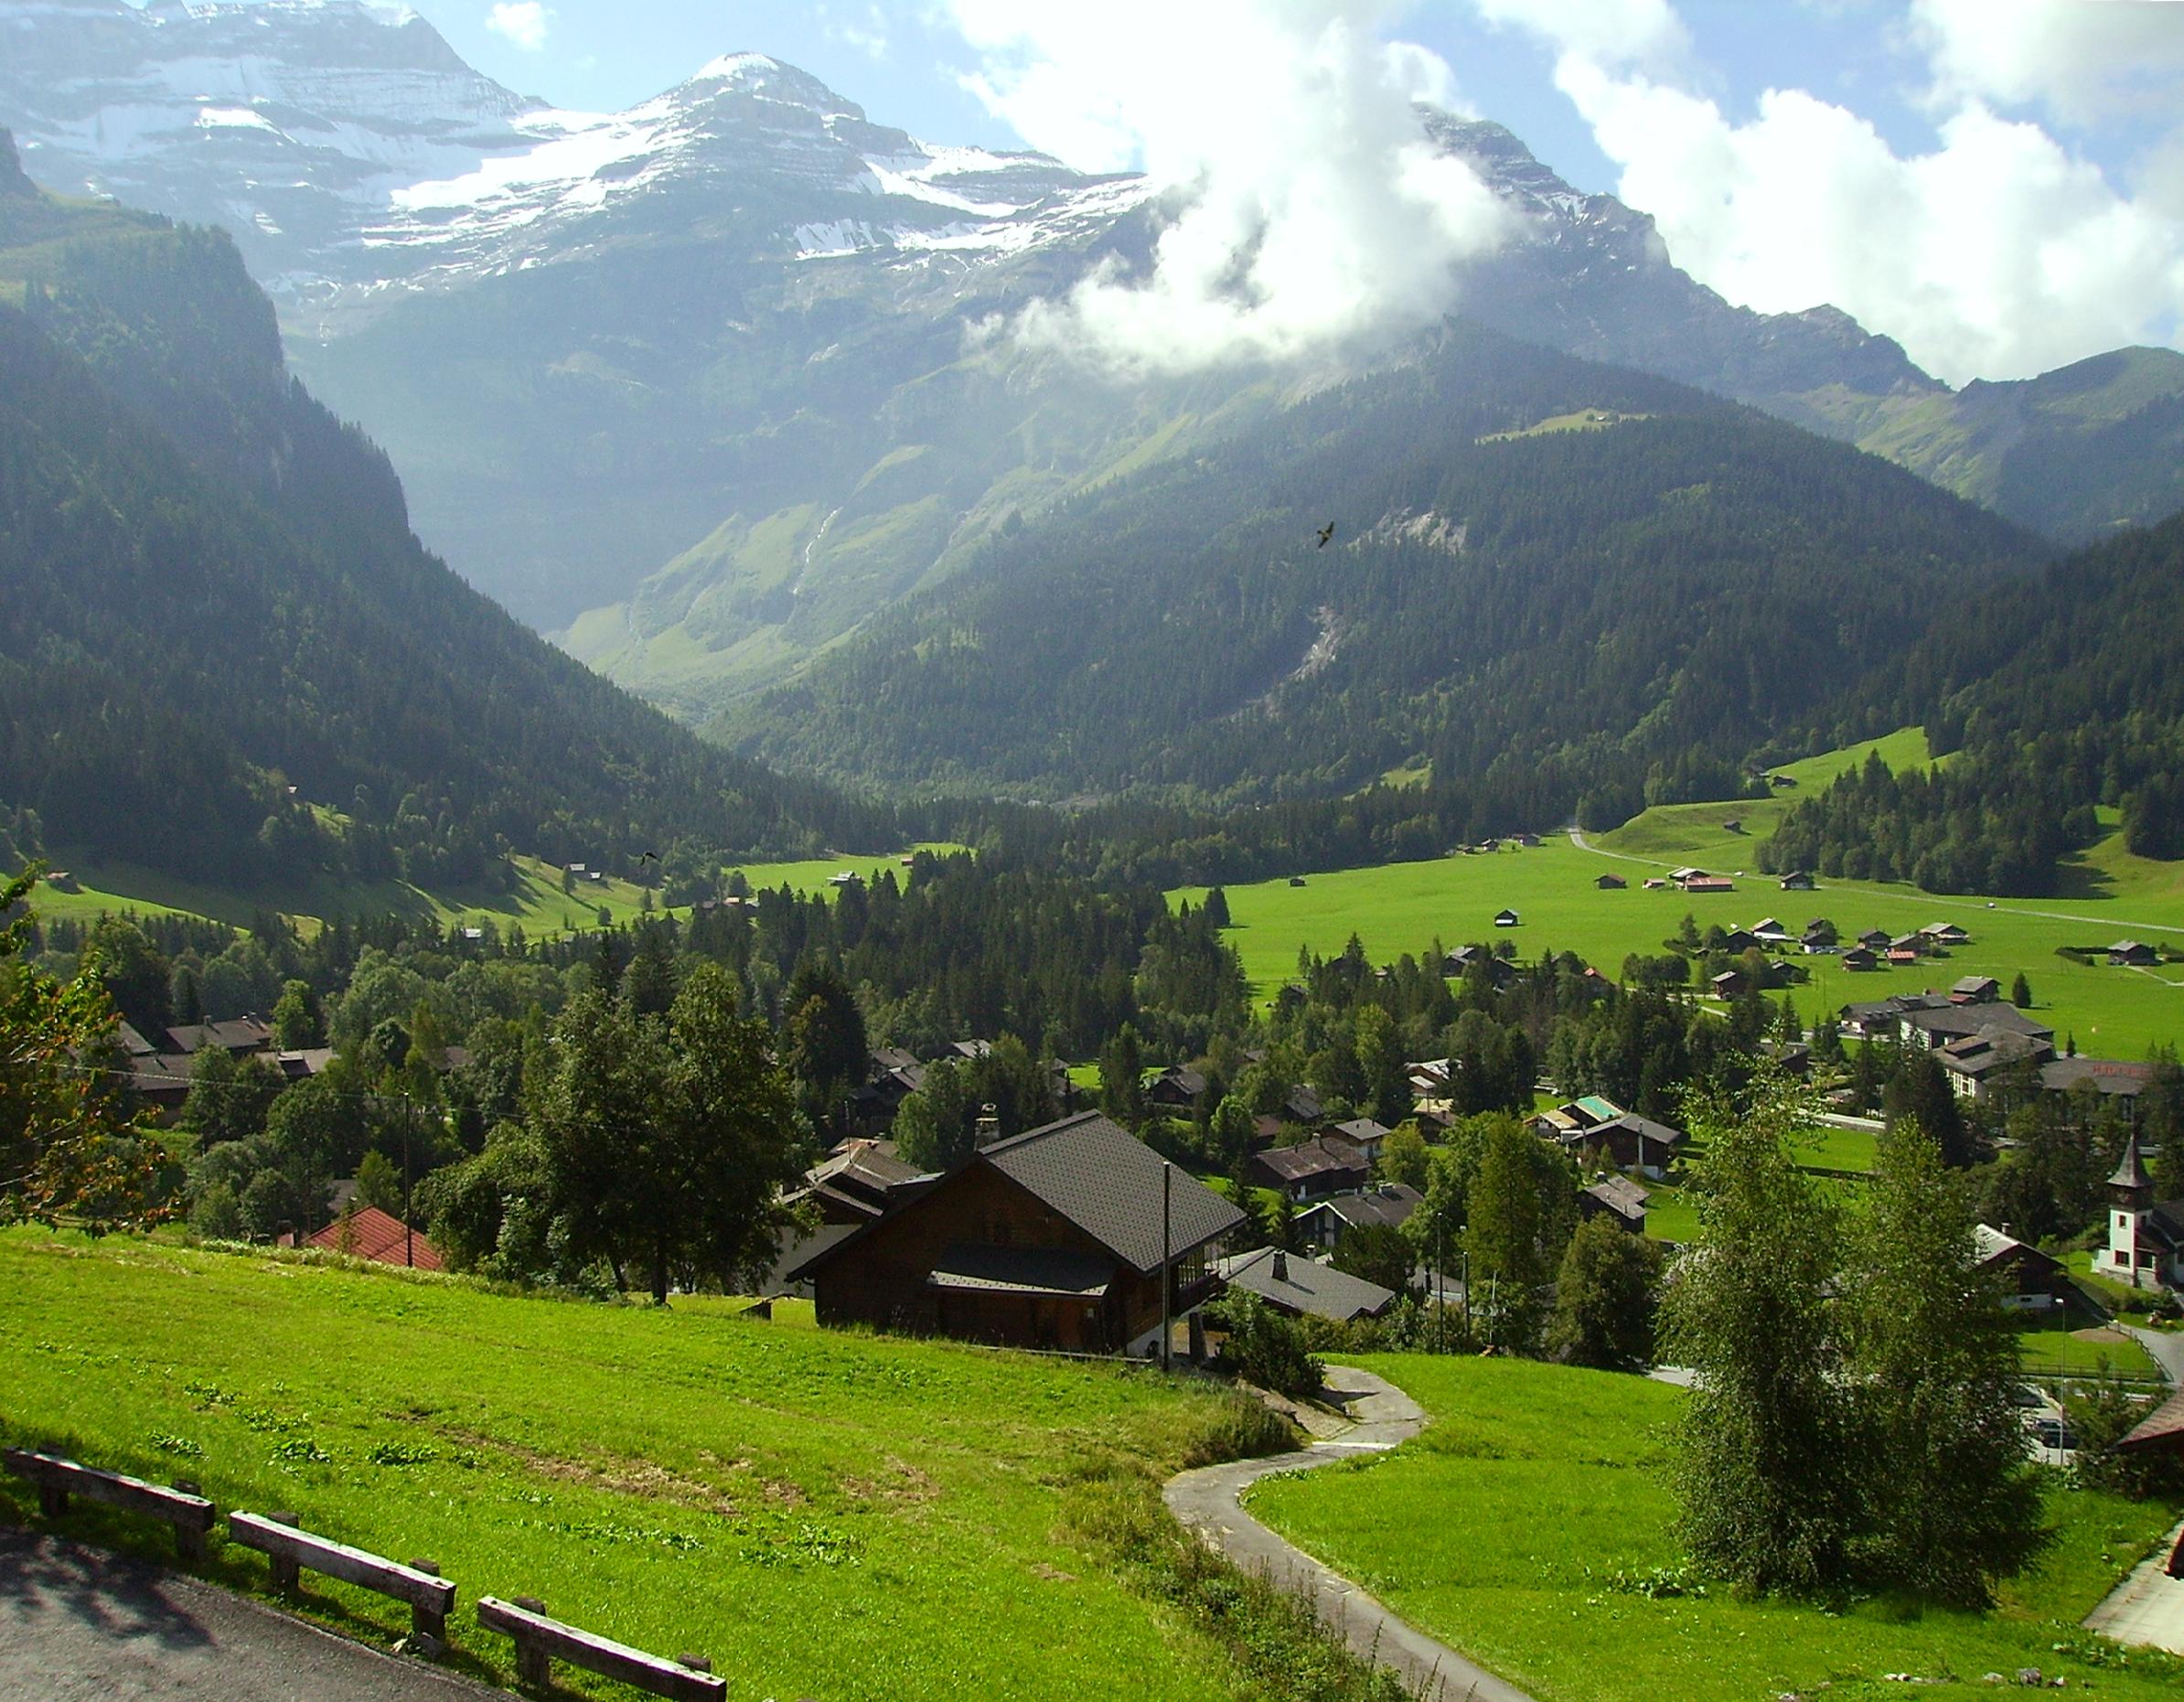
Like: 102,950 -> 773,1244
1465,1115 -> 1553,1351
1850,1120 -> 2046,1604
1547,1215 -> 1663,1372
1663,1076 -> 1859,1597
1884,1049 -> 1974,1167
0,871 -> 166,1231
893,1059 -> 975,1172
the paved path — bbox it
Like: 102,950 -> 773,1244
2122,1323 -> 2184,1387
0,1527 -> 508,1701
1163,1366 -> 1534,1702
2083,1519 -> 2184,1656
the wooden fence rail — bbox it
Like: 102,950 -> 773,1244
227,1510 -> 455,1640
2,1446 -> 215,1562
476,1595 -> 725,1700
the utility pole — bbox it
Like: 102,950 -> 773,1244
1160,1161 -> 1173,1373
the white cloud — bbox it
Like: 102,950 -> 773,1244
1485,0 -> 2184,384
1911,0 -> 2184,128
824,4 -> 890,62
939,1 -> 1513,376
486,2 -> 551,54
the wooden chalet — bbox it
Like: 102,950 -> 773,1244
1949,975 -> 2001,1005
1778,871 -> 1817,891
1594,872 -> 1628,890
1442,944 -> 1515,988
787,1112 -> 1244,1354
1970,1225 -> 2071,1311
2109,940 -> 2160,968
1144,1065 -> 1209,1112
1493,908 -> 1521,928
1247,1133 -> 1373,1201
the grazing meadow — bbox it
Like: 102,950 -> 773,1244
1174,732 -> 2184,1058
0,1230 -> 1288,1702
1248,1354 -> 2184,1702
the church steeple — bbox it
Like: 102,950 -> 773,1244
2109,1129 -> 2153,1204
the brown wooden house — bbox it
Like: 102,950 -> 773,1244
786,1112 -> 1244,1354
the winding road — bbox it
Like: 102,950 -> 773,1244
1163,1365 -> 1534,1702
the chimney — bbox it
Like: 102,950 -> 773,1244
1272,1251 -> 1288,1282
974,1103 -> 1001,1147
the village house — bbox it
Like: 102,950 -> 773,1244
1778,871 -> 1817,891
1213,1247 -> 1397,1325
2039,1055 -> 2155,1107
1143,1064 -> 1209,1113
1442,944 -> 1516,989
1320,1117 -> 1391,1165
1972,1225 -> 2072,1311
294,1206 -> 444,1272
1296,1183 -> 1423,1251
787,1139 -> 937,1226
1934,1029 -> 2055,1102
1949,975 -> 2001,1005
1579,1175 -> 1649,1234
1535,1097 -> 1686,1178
2104,1132 -> 2184,1291
1750,917 -> 1792,946
787,1112 -> 1245,1354
1594,872 -> 1627,890
1839,946 -> 1879,972
1247,1132 -> 1375,1201
1900,1001 -> 2054,1052
1683,874 -> 1735,894
2110,940 -> 2161,968
1856,927 -> 1893,951
1493,907 -> 1521,928
1922,922 -> 1971,947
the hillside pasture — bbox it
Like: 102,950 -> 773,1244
0,1232 -> 1269,1702
1248,1354 -> 2184,1702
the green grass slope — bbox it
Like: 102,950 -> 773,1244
0,1231 -> 1273,1702
1249,1355 -> 2182,1702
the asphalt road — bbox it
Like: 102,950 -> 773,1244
0,1527 -> 509,1701
1163,1365 -> 1536,1702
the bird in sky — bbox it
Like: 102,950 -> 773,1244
1315,522 -> 1335,549
637,850 -> 660,865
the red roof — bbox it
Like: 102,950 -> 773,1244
305,1206 -> 444,1272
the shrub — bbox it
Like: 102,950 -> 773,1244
1206,1291 -> 1322,1397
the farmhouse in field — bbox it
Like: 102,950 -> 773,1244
1144,1064 -> 1209,1112
2110,940 -> 2160,968
1682,874 -> 1735,894
1779,871 -> 1816,891
1493,908 -> 1521,927
1950,975 -> 2001,1004
1840,947 -> 1879,971
1595,872 -> 1627,890
1213,1247 -> 1397,1325
788,1112 -> 1244,1354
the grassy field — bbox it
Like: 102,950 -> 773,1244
1174,730 -> 2184,1057
27,845 -> 964,943
1249,1354 -> 2184,1702
0,1230 -> 1279,1702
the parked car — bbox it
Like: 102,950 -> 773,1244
2032,1418 -> 2078,1450
2010,1383 -> 2046,1408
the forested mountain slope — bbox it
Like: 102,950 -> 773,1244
723,326 -> 2044,820
1764,508 -> 2184,894
0,158 -> 888,891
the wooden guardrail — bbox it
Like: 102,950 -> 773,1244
476,1595 -> 725,1699
228,1510 -> 455,1639
3,1446 -> 215,1562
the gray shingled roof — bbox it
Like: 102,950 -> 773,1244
1215,1247 -> 1397,1322
981,1112 -> 1245,1274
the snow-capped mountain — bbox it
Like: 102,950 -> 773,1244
5,0 -> 2176,714
1,2 -> 1146,307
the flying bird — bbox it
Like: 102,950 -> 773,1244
1315,522 -> 1335,549
637,850 -> 660,865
